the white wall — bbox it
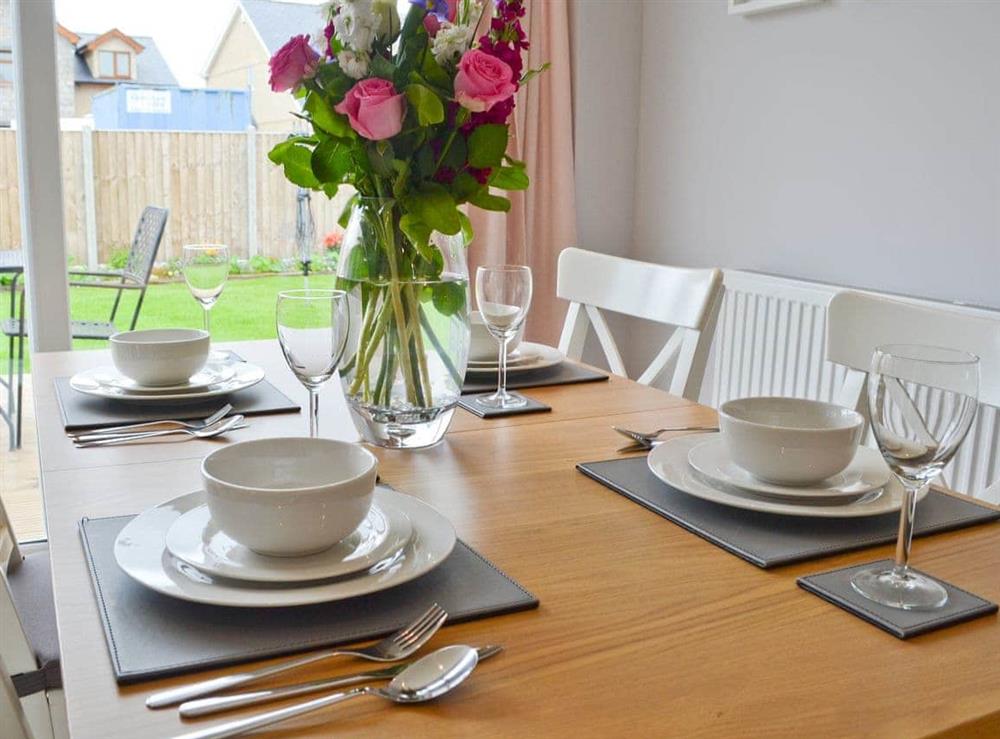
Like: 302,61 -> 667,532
630,0 -> 999,311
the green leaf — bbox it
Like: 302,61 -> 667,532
451,172 -> 480,202
467,124 -> 508,168
337,193 -> 359,228
369,53 -> 396,80
399,213 -> 433,257
441,134 -> 468,172
274,144 -> 320,188
489,166 -> 529,191
267,136 -> 316,164
405,183 -> 462,235
432,282 -> 466,317
468,189 -> 511,213
366,141 -> 396,177
405,84 -> 445,126
311,139 -> 353,182
420,50 -> 452,91
304,91 -> 354,139
458,210 -> 474,245
519,62 -> 551,86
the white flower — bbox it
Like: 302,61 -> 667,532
330,0 -> 379,53
431,22 -> 474,65
372,0 -> 400,41
337,49 -> 370,80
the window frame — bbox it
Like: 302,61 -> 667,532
98,49 -> 132,80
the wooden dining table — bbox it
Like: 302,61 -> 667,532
30,340 -> 1000,738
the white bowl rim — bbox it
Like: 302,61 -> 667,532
720,396 -> 863,432
201,437 -> 378,494
110,328 -> 209,345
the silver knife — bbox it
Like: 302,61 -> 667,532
178,645 -> 503,718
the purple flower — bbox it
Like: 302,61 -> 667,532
409,0 -> 457,22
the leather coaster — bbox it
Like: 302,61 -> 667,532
458,393 -> 551,418
797,559 -> 997,639
462,362 -> 607,394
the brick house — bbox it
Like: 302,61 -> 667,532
0,0 -> 177,126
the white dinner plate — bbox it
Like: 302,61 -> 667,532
465,342 -> 564,375
70,361 -> 265,403
648,435 -> 922,518
687,436 -> 891,501
73,362 -> 237,395
164,493 -> 413,583
114,486 -> 456,607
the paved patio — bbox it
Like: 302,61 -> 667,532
1,373 -> 44,541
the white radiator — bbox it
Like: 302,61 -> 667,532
703,270 -> 1000,502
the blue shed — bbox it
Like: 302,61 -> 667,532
92,84 -> 252,131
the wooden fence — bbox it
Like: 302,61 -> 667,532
0,128 -> 352,266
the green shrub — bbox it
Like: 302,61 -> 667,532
108,248 -> 130,270
249,254 -> 283,274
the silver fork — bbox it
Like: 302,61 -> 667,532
613,424 -> 718,445
145,603 -> 448,709
69,404 -> 233,441
74,416 -> 247,448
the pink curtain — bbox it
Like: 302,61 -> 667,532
467,0 -> 576,345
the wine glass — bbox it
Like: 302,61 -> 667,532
851,344 -> 979,610
475,265 -> 533,409
181,244 -> 230,341
276,289 -> 350,438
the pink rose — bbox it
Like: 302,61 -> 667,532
268,35 -> 321,92
454,49 -> 517,113
334,78 -> 406,141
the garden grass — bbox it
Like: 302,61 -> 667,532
0,274 -> 338,372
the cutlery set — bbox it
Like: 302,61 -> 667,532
141,604 -> 501,739
69,405 -> 247,447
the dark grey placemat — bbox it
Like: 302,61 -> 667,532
54,377 -> 300,431
578,457 -> 1000,568
458,393 -> 551,418
798,559 -> 997,639
462,362 -> 608,394
80,515 -> 538,684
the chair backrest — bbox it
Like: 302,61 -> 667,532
827,290 -> 1000,497
123,206 -> 169,287
556,247 -> 723,400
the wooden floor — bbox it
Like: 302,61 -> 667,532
1,374 -> 45,541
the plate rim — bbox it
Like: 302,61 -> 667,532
164,495 -> 413,583
70,362 -> 265,402
686,435 -> 890,499
113,486 -> 456,607
465,342 -> 564,375
647,435 -> 918,518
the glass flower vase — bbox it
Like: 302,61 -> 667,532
336,198 -> 470,449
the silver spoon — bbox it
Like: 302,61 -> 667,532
172,645 -> 479,739
69,404 -> 233,440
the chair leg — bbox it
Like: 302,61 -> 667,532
129,288 -> 148,331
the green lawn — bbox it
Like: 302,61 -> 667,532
1,274 -> 338,371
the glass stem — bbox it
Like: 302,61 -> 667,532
308,388 -> 319,438
892,482 -> 922,575
497,335 -> 510,398
203,306 -> 210,336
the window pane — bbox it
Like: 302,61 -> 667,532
99,51 -> 114,77
115,52 -> 130,77
0,52 -> 11,83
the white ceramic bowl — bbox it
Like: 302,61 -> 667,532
110,328 -> 210,386
469,310 -> 525,362
718,397 -> 864,486
201,438 -> 378,557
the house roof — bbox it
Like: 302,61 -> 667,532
71,33 -> 178,86
80,28 -> 146,54
236,0 -> 327,55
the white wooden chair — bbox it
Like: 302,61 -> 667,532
0,497 -> 66,739
826,290 -> 1000,499
556,248 -> 723,400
